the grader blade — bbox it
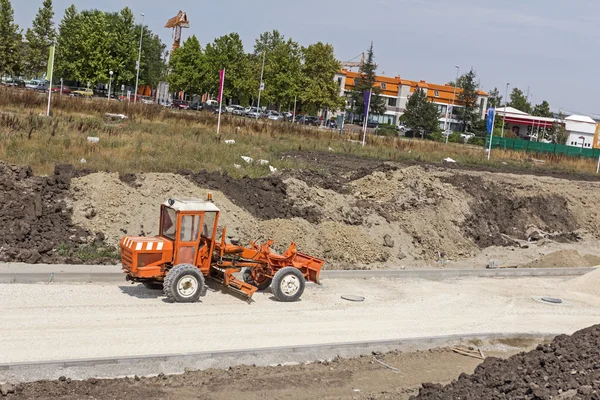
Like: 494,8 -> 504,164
210,266 -> 258,300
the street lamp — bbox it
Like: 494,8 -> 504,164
501,82 -> 510,137
134,13 -> 145,104
256,50 -> 266,119
445,65 -> 460,144
108,70 -> 113,102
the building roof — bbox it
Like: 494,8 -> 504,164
565,115 -> 596,124
165,198 -> 220,212
494,106 -> 529,116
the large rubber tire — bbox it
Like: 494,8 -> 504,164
163,264 -> 206,303
142,281 -> 164,290
271,267 -> 305,302
242,267 -> 273,291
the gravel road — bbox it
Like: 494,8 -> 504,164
1,276 -> 599,364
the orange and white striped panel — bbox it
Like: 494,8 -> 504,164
122,237 -> 166,252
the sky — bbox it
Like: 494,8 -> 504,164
13,0 -> 600,116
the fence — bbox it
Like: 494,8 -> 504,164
486,136 -> 600,159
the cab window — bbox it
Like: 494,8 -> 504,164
202,212 -> 217,239
180,215 -> 201,242
161,207 -> 177,240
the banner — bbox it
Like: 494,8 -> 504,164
363,90 -> 371,117
486,108 -> 495,134
46,45 -> 55,82
594,123 -> 600,149
218,69 -> 225,103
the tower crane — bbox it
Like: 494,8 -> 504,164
165,11 -> 190,51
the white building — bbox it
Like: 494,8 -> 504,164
564,115 -> 597,149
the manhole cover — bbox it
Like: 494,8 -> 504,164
342,295 -> 365,302
541,297 -> 563,304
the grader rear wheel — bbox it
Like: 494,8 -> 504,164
271,267 -> 305,302
163,264 -> 206,303
242,267 -> 272,291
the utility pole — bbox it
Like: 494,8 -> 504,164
445,65 -> 460,144
134,13 -> 145,104
256,50 -> 266,119
501,82 -> 510,138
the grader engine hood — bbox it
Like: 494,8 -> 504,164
120,236 -> 173,278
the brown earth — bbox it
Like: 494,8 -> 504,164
1,347 -> 533,400
0,162 -> 114,264
412,325 -> 600,400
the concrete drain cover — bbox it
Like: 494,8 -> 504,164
541,297 -> 563,304
532,296 -> 570,306
342,295 -> 365,302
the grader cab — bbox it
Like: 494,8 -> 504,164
120,196 -> 324,303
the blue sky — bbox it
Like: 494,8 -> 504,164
14,0 -> 600,116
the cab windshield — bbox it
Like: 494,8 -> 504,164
161,207 -> 177,240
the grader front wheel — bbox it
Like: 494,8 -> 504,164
163,264 -> 206,303
271,267 -> 305,302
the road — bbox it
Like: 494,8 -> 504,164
1,276 -> 599,364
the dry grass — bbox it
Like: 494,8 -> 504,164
0,87 -> 598,177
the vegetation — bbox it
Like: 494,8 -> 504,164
456,68 -> 480,132
508,87 -> 532,114
0,0 -> 22,77
24,0 -> 55,78
402,88 -> 440,136
350,43 -> 386,117
0,89 -> 598,179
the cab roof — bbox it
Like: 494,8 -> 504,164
164,198 -> 220,212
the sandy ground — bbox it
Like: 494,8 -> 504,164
1,276 -> 600,364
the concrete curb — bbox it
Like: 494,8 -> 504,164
0,263 -> 595,283
0,332 -> 557,383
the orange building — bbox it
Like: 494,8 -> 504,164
335,69 -> 488,130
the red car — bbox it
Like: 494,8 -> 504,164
51,86 -> 72,95
171,99 -> 190,110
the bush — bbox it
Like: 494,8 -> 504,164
377,123 -> 397,136
468,136 -> 485,146
447,131 -> 463,143
427,132 -> 444,142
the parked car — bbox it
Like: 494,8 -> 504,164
189,102 -> 203,111
366,120 -> 380,129
26,80 -> 48,91
72,88 -> 94,97
4,78 -> 24,88
228,105 -> 245,115
281,111 -> 294,120
266,111 -> 282,121
460,132 -> 475,142
297,116 -> 320,126
171,99 -> 190,110
141,96 -> 155,105
245,107 -> 263,118
51,86 -> 72,95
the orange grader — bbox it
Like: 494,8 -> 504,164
121,195 -> 324,303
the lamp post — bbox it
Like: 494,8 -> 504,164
256,50 -> 266,119
501,82 -> 510,137
108,70 -> 113,102
134,13 -> 145,104
445,65 -> 460,144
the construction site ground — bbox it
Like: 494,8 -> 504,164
2,274 -> 600,365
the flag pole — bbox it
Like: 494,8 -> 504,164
362,90 -> 372,147
46,45 -> 55,117
217,69 -> 225,135
487,110 -> 496,161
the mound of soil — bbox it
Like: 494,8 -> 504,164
521,250 -> 594,269
565,268 -> 600,296
442,175 -> 578,248
412,325 -> 600,399
182,170 -> 321,223
0,163 -> 113,264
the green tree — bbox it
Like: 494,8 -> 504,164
0,0 -> 22,78
105,8 -> 137,87
508,88 -> 532,114
253,30 -> 302,109
487,87 -> 502,109
168,35 -> 205,94
300,42 -> 344,114
456,68 -> 480,132
24,0 -> 55,79
350,42 -> 386,118
402,88 -> 440,136
532,100 -> 552,118
204,33 -> 253,103
137,26 -> 167,88
550,111 -> 568,144
54,4 -> 79,82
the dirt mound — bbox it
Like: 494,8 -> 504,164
0,163 -> 113,264
412,325 -> 600,399
442,175 -> 578,248
183,170 -> 321,223
521,250 -> 595,269
564,268 -> 600,296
